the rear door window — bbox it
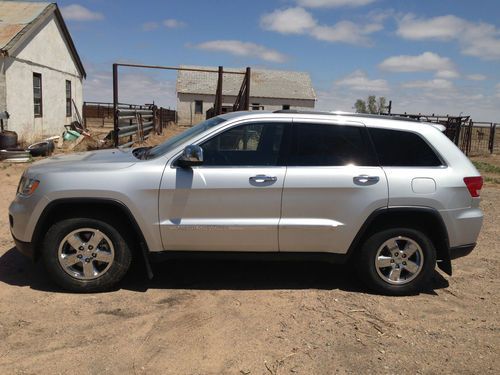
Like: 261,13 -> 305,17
288,123 -> 377,166
369,128 -> 442,167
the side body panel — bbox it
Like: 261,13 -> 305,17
279,165 -> 388,253
158,166 -> 286,251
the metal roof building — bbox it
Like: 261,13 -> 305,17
176,65 -> 316,125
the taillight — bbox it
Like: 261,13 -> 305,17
463,176 -> 483,197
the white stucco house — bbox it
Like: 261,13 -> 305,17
0,1 -> 86,142
176,66 -> 316,126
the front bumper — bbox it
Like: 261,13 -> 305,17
12,234 -> 35,261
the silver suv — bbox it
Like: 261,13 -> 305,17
9,111 -> 484,295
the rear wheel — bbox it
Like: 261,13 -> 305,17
357,228 -> 436,295
42,218 -> 132,292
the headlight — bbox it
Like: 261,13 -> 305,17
17,176 -> 40,196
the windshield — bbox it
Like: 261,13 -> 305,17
144,116 -> 227,159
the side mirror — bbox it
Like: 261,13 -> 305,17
177,144 -> 204,167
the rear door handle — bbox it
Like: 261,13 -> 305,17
249,175 -> 277,183
353,175 -> 380,186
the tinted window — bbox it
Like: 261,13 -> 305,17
369,128 -> 442,167
201,123 -> 285,166
288,123 -> 376,166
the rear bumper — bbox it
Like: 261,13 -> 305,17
449,243 -> 476,260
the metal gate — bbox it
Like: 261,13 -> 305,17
114,104 -> 157,148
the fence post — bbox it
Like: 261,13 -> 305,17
244,67 -> 251,110
112,63 -> 119,147
489,123 -> 496,154
83,102 -> 87,128
466,120 -> 472,156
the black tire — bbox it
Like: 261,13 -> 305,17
356,228 -> 436,296
42,218 -> 132,292
28,140 -> 55,157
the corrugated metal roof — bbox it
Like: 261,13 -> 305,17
0,1 -> 51,50
177,65 -> 316,100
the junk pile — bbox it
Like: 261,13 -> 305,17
62,121 -> 104,152
0,113 -> 103,163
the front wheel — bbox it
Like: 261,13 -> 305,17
42,218 -> 132,292
357,228 -> 436,295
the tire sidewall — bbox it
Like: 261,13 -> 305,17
42,218 -> 132,292
359,228 -> 436,295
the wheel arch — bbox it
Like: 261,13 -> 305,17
347,206 -> 452,275
31,198 -> 150,267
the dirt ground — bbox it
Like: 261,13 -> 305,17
0,136 -> 499,374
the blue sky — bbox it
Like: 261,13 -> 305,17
55,0 -> 500,121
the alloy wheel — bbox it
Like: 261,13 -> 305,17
57,228 -> 115,280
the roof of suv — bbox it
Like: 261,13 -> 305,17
218,110 -> 446,131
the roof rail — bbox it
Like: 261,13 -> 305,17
273,109 -> 333,115
272,109 -> 423,123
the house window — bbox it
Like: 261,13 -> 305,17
66,80 -> 72,117
282,104 -> 290,110
194,100 -> 203,114
33,73 -> 42,117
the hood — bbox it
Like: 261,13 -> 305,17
27,148 -> 137,175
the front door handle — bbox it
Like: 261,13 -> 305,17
249,175 -> 277,183
353,175 -> 380,186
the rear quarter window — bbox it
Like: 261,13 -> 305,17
369,128 -> 442,167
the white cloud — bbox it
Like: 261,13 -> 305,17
60,4 -> 103,21
435,70 -> 459,79
466,74 -> 486,81
296,0 -> 376,8
260,7 -> 316,34
397,14 -> 464,40
379,52 -> 459,78
335,70 -> 389,92
401,79 -> 454,90
163,19 -> 186,28
260,7 -> 382,45
142,19 -> 186,31
194,40 -> 287,63
142,21 -> 159,31
311,21 -> 382,44
396,14 -> 500,60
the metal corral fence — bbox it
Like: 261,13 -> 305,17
83,101 -> 114,127
443,120 -> 497,156
157,107 -> 177,127
83,102 -> 176,147
113,104 -> 155,148
465,122 -> 498,156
